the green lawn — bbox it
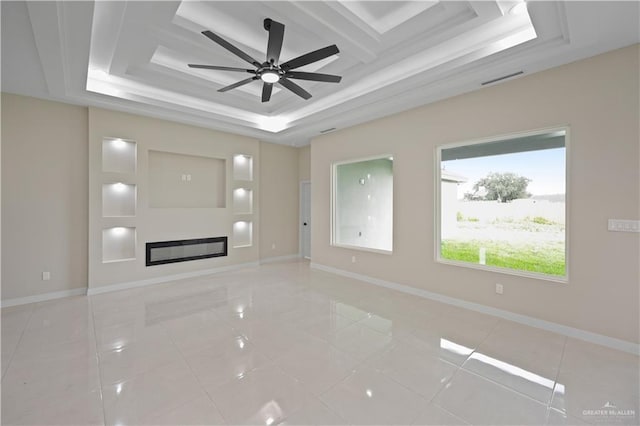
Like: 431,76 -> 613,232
441,240 -> 566,276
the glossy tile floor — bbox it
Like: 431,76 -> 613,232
2,261 -> 638,425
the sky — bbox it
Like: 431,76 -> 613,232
442,147 -> 566,198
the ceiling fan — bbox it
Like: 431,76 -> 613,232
188,18 -> 342,102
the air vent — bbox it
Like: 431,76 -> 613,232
481,71 -> 524,86
320,127 -> 336,134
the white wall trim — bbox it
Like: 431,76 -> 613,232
260,254 -> 302,264
310,262 -> 640,355
1,288 -> 87,308
87,262 -> 260,296
299,180 -> 311,259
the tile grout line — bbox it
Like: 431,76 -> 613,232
1,305 -> 35,381
427,404 -> 472,426
160,307 -> 231,425
310,316 -> 385,401
428,316 -> 502,412
268,361 -> 347,425
308,303 -> 458,413
467,320 -> 574,412
88,296 -> 108,426
545,335 -> 569,423
461,318 -> 568,411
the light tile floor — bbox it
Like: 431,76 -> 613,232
2,261 -> 638,425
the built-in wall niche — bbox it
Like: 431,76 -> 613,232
102,227 -> 136,262
233,221 -> 252,248
148,150 -> 226,208
233,154 -> 253,181
332,156 -> 394,252
102,138 -> 137,174
102,183 -> 136,217
233,188 -> 253,214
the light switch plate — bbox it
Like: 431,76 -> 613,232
608,219 -> 640,233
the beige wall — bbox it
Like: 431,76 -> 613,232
311,45 -> 640,344
298,145 -> 311,182
1,94 -> 88,300
259,141 -> 300,258
1,94 -> 303,300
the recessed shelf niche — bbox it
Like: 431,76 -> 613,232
233,188 -> 253,214
102,138 -> 137,174
233,221 -> 253,248
233,154 -> 253,181
102,227 -> 136,262
102,183 -> 136,217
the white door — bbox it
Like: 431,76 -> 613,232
300,181 -> 311,259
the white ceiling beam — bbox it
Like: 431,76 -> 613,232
108,2 -> 181,76
88,1 -> 127,75
265,1 -> 379,64
25,1 -> 68,97
59,1 -> 94,96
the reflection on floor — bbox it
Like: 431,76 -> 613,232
2,261 -> 638,425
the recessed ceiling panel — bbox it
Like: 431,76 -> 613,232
2,0 -> 638,144
339,1 -> 439,34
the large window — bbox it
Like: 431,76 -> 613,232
437,129 -> 567,280
332,156 -> 393,253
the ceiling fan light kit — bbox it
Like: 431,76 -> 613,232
188,18 -> 342,102
260,70 -> 280,83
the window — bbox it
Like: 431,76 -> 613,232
436,129 -> 567,280
332,156 -> 394,253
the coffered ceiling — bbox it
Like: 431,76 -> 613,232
2,1 -> 638,145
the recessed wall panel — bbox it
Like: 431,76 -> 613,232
148,150 -> 226,208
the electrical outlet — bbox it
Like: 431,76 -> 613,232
352,256 -> 356,263
495,283 -> 503,295
42,271 -> 51,281
271,243 -> 276,250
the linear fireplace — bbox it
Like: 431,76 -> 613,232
146,236 -> 227,266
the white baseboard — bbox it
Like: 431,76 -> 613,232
87,261 -> 260,296
260,254 -> 302,264
310,262 -> 640,355
1,288 -> 87,308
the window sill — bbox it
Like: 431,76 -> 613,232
331,243 -> 393,255
436,257 -> 568,283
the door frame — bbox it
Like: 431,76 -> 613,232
299,180 -> 311,259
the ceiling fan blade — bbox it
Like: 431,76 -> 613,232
265,19 -> 285,64
218,76 -> 259,93
262,83 -> 273,102
202,30 -> 261,67
280,45 -> 339,71
285,71 -> 341,83
278,78 -> 311,100
188,64 -> 256,73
